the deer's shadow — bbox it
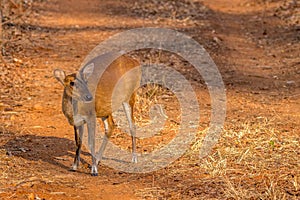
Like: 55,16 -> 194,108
1,134 -> 129,174
1,134 -> 91,173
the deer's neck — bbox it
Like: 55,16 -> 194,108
62,90 -> 78,125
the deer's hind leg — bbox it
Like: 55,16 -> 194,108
95,115 -> 114,164
123,94 -> 137,163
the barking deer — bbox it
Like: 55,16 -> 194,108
54,55 -> 141,176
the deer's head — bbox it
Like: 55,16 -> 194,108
54,63 -> 94,102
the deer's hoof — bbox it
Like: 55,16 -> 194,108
132,154 -> 138,163
70,165 -> 78,172
91,172 -> 98,176
91,165 -> 98,176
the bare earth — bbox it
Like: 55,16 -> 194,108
0,0 -> 299,199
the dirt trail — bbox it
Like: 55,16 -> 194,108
0,0 -> 299,199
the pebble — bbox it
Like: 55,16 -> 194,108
213,36 -> 222,44
33,104 -> 43,110
286,80 -> 295,85
4,107 -> 13,111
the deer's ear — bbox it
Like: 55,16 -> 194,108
81,63 -> 94,81
53,69 -> 66,86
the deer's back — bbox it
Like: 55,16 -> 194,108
94,55 -> 140,117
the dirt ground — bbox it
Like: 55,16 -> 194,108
0,0 -> 299,199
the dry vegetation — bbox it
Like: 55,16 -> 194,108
0,0 -> 299,199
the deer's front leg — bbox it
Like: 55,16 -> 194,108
87,115 -> 98,176
71,125 -> 83,171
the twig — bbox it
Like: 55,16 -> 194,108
8,0 -> 19,9
14,179 -> 46,189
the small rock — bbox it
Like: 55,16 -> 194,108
13,58 -> 23,63
213,36 -> 222,44
33,104 -> 43,110
4,107 -> 13,111
286,80 -> 295,86
35,196 -> 42,200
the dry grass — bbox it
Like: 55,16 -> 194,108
116,49 -> 300,199
134,115 -> 299,199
